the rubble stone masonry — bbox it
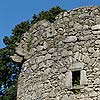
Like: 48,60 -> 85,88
12,6 -> 100,100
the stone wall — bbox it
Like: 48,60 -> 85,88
12,6 -> 100,100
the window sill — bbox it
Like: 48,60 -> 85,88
68,85 -> 84,90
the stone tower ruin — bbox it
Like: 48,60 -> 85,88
12,6 -> 100,100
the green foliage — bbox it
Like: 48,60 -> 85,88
3,21 -> 30,47
12,21 -> 30,35
73,80 -> 80,86
31,6 -> 65,24
0,47 -> 22,100
1,85 -> 17,100
0,6 -> 64,99
72,89 -> 80,94
27,36 -> 33,52
72,78 -> 80,94
0,21 -> 30,99
3,37 -> 10,46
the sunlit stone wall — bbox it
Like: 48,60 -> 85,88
12,6 -> 100,100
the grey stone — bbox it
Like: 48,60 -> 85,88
31,64 -> 38,71
16,47 -> 25,56
83,54 -> 90,63
65,71 -> 72,87
92,30 -> 100,34
11,54 -> 23,62
64,36 -> 77,43
46,60 -> 53,67
91,24 -> 100,30
74,52 -> 80,60
41,20 -> 49,27
44,54 -> 52,60
70,62 -> 84,71
61,49 -> 68,57
36,45 -> 44,51
88,47 -> 94,53
43,41 -> 48,49
96,16 -> 100,22
83,25 -> 89,30
67,51 -> 73,56
63,17 -> 70,22
79,13 -> 90,18
56,97 -> 60,100
89,91 -> 97,97
97,35 -> 100,38
49,91 -> 56,97
74,23 -> 83,30
80,70 -> 88,85
95,40 -> 100,44
48,48 -> 56,53
47,32 -> 54,38
60,67 -> 67,73
68,95 -> 75,100
69,56 -> 73,63
80,35 -> 93,41
63,12 -> 68,17
12,6 -> 100,100
36,56 -> 44,63
94,78 -> 100,84
69,21 -> 74,27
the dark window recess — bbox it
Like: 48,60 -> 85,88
72,71 -> 80,86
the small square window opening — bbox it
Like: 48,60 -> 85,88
72,71 -> 80,87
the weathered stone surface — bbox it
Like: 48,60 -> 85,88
36,45 -> 44,51
95,40 -> 100,44
91,24 -> 100,30
36,56 -> 44,63
61,49 -> 68,57
11,54 -> 23,62
70,62 -> 84,71
12,6 -> 100,100
64,36 -> 77,43
89,91 -> 97,97
43,41 -> 48,49
61,94 -> 68,100
80,70 -> 87,85
48,48 -> 56,53
94,78 -> 100,84
88,47 -> 94,53
16,47 -> 25,56
44,54 -> 52,60
74,23 -> 82,30
92,30 -> 100,34
65,71 -> 72,87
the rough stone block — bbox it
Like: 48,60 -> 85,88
64,36 -> 77,43
11,54 -> 23,62
91,24 -> 100,30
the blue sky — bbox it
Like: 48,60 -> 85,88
0,0 -> 100,48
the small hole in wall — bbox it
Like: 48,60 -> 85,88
72,71 -> 80,87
